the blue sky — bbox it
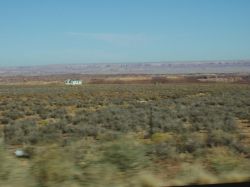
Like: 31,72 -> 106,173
0,0 -> 250,66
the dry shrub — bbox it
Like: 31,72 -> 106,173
206,147 -> 250,177
31,145 -> 76,187
0,139 -> 35,187
171,162 -> 217,186
151,132 -> 174,143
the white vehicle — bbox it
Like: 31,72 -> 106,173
64,79 -> 82,85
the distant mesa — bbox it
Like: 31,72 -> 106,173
0,61 -> 250,76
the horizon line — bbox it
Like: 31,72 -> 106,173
1,59 -> 250,68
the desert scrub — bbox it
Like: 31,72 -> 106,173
1,83 -> 250,186
31,145 -> 76,187
206,147 -> 250,175
101,138 -> 150,174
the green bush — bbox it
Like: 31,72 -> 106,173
150,142 -> 177,159
31,146 -> 76,187
207,130 -> 235,147
101,139 -> 150,174
207,147 -> 250,175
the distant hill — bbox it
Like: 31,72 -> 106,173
1,60 -> 250,76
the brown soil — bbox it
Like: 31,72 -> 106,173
0,74 -> 249,85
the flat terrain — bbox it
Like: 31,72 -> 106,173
1,82 -> 250,186
0,73 -> 250,85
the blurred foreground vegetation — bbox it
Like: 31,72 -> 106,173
0,83 -> 250,186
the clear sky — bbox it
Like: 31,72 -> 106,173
0,0 -> 250,66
